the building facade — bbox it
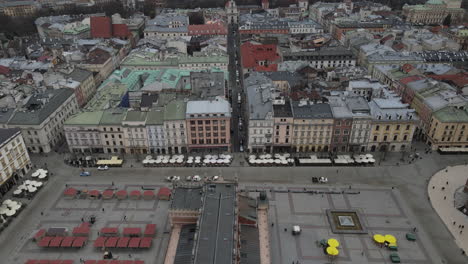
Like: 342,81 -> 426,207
186,99 -> 231,152
0,128 -> 31,197
427,106 -> 468,150
291,102 -> 334,152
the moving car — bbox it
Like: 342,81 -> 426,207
97,165 -> 109,171
80,171 -> 91,177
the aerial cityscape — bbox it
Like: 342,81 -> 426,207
0,0 -> 467,263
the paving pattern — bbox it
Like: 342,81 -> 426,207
243,185 -> 440,264
428,165 -> 468,254
3,182 -> 171,264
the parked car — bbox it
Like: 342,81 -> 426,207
80,171 -> 91,177
165,176 -> 180,182
211,175 -> 219,181
97,165 -> 109,171
192,175 -> 202,182
292,225 -> 301,235
319,177 -> 328,183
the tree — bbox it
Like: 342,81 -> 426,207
443,14 -> 452,27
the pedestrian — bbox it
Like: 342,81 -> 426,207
124,215 -> 127,220
459,225 -> 462,228
442,187 -> 445,191
462,225 -> 465,229
413,227 -> 417,232
98,232 -> 100,236
444,196 -> 446,200
65,184 -> 68,187
462,250 -> 465,255
81,218 -> 84,222
112,181 -> 114,186
284,228 -> 287,232
432,186 -> 435,189
128,254 -> 132,258
40,211 -> 43,216
454,221 -> 456,225
271,222 -> 274,227
361,251 -> 364,256
102,208 -> 105,212
460,230 -> 463,234
446,181 -> 448,185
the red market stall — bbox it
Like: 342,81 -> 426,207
116,190 -> 127,200
142,190 -> 154,200
60,237 -> 75,247
144,224 -> 156,237
139,237 -> 152,248
93,237 -> 106,248
123,227 -> 141,237
100,227 -> 119,236
129,190 -> 141,200
49,237 -> 63,247
33,229 -> 46,242
63,188 -> 77,199
157,188 -> 171,200
38,237 -> 53,247
88,190 -> 100,199
105,237 -> 119,248
71,237 -> 87,248
117,237 -> 130,248
128,237 -> 141,248
102,190 -> 114,199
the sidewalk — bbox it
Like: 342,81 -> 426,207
428,165 -> 468,254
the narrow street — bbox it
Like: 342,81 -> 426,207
227,22 -> 245,152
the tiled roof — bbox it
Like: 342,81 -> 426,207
241,42 -> 280,71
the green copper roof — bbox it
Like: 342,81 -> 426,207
434,106 -> 468,123
426,0 -> 444,5
65,111 -> 104,126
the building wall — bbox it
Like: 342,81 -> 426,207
331,118 -> 353,152
100,126 -> 125,154
368,121 -> 416,152
123,126 -> 148,154
427,118 -> 468,150
65,125 -> 102,153
17,94 -> 78,154
147,125 -> 167,154
248,119 -> 274,153
78,73 -> 97,107
3,4 -> 37,17
0,132 -> 31,196
292,118 -> 334,152
164,120 -> 187,154
187,117 -> 231,152
273,117 -> 293,148
79,57 -> 114,85
349,118 -> 371,152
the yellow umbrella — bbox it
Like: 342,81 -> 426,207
328,238 -> 340,247
384,234 -> 397,244
373,234 -> 385,244
326,246 -> 339,256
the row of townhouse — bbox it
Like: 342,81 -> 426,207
372,64 -> 468,150
64,98 -> 231,155
245,73 -> 418,153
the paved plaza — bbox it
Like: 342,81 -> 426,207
1,181 -> 172,264
0,147 -> 468,263
429,165 -> 468,254
246,185 -> 439,264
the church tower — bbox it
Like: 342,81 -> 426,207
226,0 -> 239,24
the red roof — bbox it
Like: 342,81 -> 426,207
428,73 -> 468,88
241,42 -> 280,72
157,187 -> 171,197
91,16 -> 112,38
61,261 -> 73,264
34,229 -> 46,240
188,22 -> 227,35
144,224 -> 156,236
0,65 -> 10,75
399,75 -> 425,85
84,261 -> 97,264
143,190 -> 155,197
50,261 -> 62,264
401,64 -> 415,73
392,42 -> 406,51
113,24 -> 131,38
